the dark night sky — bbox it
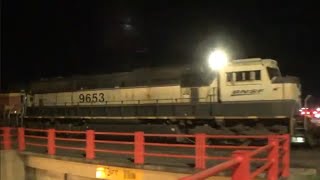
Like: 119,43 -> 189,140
1,1 -> 320,97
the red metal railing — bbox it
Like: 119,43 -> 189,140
0,127 -> 16,150
0,127 -> 290,180
180,135 -> 290,180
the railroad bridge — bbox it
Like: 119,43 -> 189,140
0,127 -> 316,180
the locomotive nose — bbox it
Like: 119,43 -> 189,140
271,76 -> 300,84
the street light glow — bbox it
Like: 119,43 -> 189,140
96,167 -> 106,178
208,49 -> 229,71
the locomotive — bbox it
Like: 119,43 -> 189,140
18,57 -> 307,143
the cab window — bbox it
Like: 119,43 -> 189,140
226,70 -> 261,82
267,67 -> 281,80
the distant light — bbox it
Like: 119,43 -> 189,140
291,137 -> 305,143
316,108 -> 320,111
301,112 -> 305,115
14,111 -> 17,114
315,114 -> 320,118
313,111 -> 317,114
208,49 -> 229,71
96,167 -> 106,179
122,17 -> 133,32
297,137 -> 305,143
307,112 -> 310,115
123,23 -> 133,31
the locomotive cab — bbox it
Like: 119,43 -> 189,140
218,58 -> 300,106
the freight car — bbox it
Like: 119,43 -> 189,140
0,92 -> 24,126
19,58 -> 317,145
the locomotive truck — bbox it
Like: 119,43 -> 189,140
2,58 -> 318,146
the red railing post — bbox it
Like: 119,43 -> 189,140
2,127 -> 11,150
195,133 -> 206,169
281,134 -> 290,178
86,130 -> 95,159
231,150 -> 250,180
47,129 -> 56,155
18,127 -> 26,151
134,131 -> 144,164
268,136 -> 279,180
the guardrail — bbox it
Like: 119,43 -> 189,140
180,135 -> 290,180
0,127 -> 16,150
0,127 -> 290,180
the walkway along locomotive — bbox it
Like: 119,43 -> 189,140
5,58 -> 318,145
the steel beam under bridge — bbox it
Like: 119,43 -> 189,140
1,150 -> 229,180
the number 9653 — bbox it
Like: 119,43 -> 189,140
79,93 -> 104,103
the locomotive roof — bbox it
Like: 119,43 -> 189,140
29,65 -> 192,93
28,58 -> 278,93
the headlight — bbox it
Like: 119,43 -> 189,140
291,137 -> 305,143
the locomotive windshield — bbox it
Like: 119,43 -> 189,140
267,67 -> 281,80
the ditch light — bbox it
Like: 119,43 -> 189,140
291,136 -> 305,143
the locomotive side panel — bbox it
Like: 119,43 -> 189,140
33,92 -> 72,106
148,86 -> 181,103
33,93 -> 55,106
31,85 -> 184,107
71,85 -> 182,105
57,92 -> 73,105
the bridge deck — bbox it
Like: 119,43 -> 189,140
20,137 -> 320,178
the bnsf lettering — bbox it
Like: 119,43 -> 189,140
231,89 -> 264,96
79,93 -> 104,103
